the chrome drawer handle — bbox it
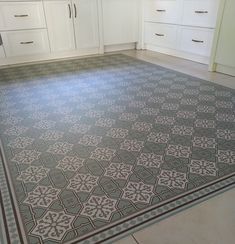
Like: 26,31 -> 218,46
20,41 -> 34,44
0,34 -> 2,46
14,14 -> 29,17
68,4 -> 72,18
155,33 -> 165,37
156,9 -> 166,12
192,39 -> 204,43
195,10 -> 208,14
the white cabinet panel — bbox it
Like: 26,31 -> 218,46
73,0 -> 99,49
0,46 -> 5,58
0,2 -> 46,31
179,27 -> 213,56
182,0 -> 219,28
2,29 -> 50,57
102,0 -> 139,45
44,0 -> 75,52
145,22 -> 177,48
144,0 -> 180,24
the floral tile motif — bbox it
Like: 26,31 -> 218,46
119,112 -> 138,121
28,111 -> 49,120
195,119 -> 216,128
172,125 -> 194,136
192,137 -> 216,149
140,107 -> 159,116
176,111 -> 196,119
157,170 -> 188,189
128,101 -> 146,108
181,98 -> 198,106
104,163 -> 133,180
90,147 -> 116,161
85,110 -> 104,118
24,185 -> 60,207
147,132 -> 169,144
217,150 -> 235,165
69,123 -> 91,134
216,129 -> 235,141
106,128 -> 129,139
33,120 -> 56,130
81,196 -> 117,221
132,122 -> 152,132
56,156 -> 84,171
161,103 -> 179,111
47,142 -> 73,155
108,105 -> 126,113
216,113 -> 235,123
78,135 -> 102,147
60,115 -> 81,124
67,173 -> 99,192
155,116 -> 175,125
197,105 -> 215,113
189,160 -> 217,176
148,96 -> 165,104
4,126 -> 28,136
215,101 -> 233,109
166,144 -> 191,158
137,153 -> 163,168
95,118 -> 115,127
122,182 -> 154,204
31,211 -> 75,241
1,116 -> 23,125
120,139 -> 144,152
8,137 -> 34,149
11,150 -> 41,164
17,166 -> 49,183
40,130 -> 64,141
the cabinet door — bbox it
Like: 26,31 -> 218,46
102,0 -> 139,45
72,0 -> 99,49
0,34 -> 5,58
44,0 -> 75,52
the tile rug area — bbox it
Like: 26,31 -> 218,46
0,54 -> 235,244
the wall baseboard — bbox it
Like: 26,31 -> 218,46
216,64 -> 235,77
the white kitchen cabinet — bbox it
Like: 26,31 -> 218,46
102,0 -> 139,45
73,0 -> 99,49
182,0 -> 220,28
44,0 -> 75,52
0,2 -> 46,31
144,0 -> 180,24
44,0 -> 99,53
0,47 -> 5,58
2,29 -> 50,57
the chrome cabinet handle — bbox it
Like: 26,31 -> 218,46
14,14 -> 29,17
20,41 -> 34,44
195,10 -> 208,14
68,4 -> 71,18
0,34 -> 3,46
192,39 -> 204,43
156,9 -> 166,12
74,4 -> 77,18
155,33 -> 165,37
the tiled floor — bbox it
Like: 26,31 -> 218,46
113,50 -> 235,244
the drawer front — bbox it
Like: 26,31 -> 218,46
144,22 -> 177,48
179,27 -> 214,56
144,0 -> 179,24
182,0 -> 220,28
0,2 -> 46,31
2,29 -> 50,57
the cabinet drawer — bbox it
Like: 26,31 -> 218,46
182,0 -> 219,28
2,29 -> 50,57
144,22 -> 177,48
0,2 -> 46,31
179,27 -> 214,56
144,0 -> 179,24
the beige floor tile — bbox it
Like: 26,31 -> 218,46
133,188 -> 235,244
114,236 -> 138,244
